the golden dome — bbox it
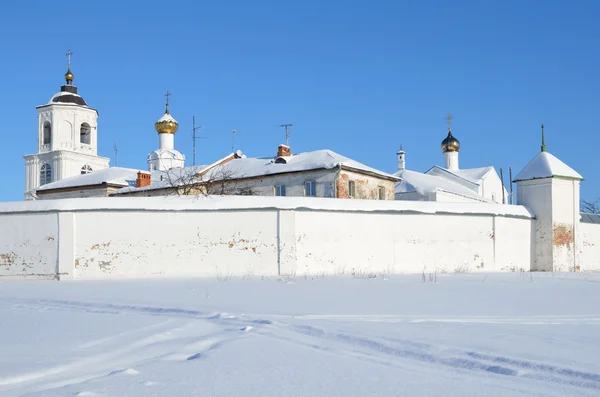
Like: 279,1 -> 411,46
65,68 -> 74,84
155,105 -> 179,134
441,131 -> 460,153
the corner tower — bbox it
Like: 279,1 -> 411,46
147,92 -> 185,171
23,50 -> 110,199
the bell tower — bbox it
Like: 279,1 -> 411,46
24,50 -> 110,199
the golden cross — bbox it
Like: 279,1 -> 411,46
445,113 -> 454,131
66,49 -> 73,69
165,90 -> 171,105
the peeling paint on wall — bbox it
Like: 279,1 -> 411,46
553,223 -> 574,247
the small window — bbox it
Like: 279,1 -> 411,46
492,193 -> 496,202
275,185 -> 286,196
80,123 -> 91,144
274,157 -> 287,164
305,181 -> 316,197
43,122 -> 51,145
40,163 -> 52,185
81,165 -> 93,174
348,181 -> 356,198
378,186 -> 385,200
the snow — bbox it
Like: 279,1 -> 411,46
1,273 -> 600,396
47,91 -> 86,106
426,165 -> 486,186
514,151 -> 583,182
37,167 -> 142,191
395,169 -> 489,201
156,112 -> 177,123
118,149 -> 399,195
0,195 -> 534,218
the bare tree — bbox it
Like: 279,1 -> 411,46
581,198 -> 600,214
162,165 -> 255,197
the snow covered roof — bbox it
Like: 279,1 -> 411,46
114,149 -> 399,194
37,167 -> 142,192
47,91 -> 88,107
204,149 -> 400,181
394,169 -> 489,202
513,151 -> 582,182
426,166 -> 494,187
157,112 -> 177,123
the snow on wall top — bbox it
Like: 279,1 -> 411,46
0,195 -> 534,218
394,169 -> 489,201
37,167 -> 142,191
513,151 -> 582,182
426,166 -> 493,186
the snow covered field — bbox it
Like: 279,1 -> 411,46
1,273 -> 599,396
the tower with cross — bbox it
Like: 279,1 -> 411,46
148,91 -> 185,172
23,51 -> 110,199
441,113 -> 461,170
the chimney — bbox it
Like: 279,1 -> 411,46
136,171 -> 152,188
277,144 -> 291,157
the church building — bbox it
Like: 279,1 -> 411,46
23,51 -> 109,200
394,114 -> 508,203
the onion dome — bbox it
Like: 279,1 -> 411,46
441,131 -> 460,153
155,104 -> 179,134
65,68 -> 74,85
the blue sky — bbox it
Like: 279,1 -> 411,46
1,0 -> 598,202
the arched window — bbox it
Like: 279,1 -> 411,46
40,163 -> 52,185
80,123 -> 91,144
43,122 -> 51,145
81,165 -> 93,175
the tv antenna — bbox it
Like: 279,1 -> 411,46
280,124 -> 293,146
232,130 -> 239,153
191,116 -> 207,166
114,141 -> 119,166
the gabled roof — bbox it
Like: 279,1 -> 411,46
394,169 -> 490,202
202,149 -> 400,181
37,167 -> 140,192
425,165 -> 494,187
513,151 -> 582,182
114,149 -> 399,195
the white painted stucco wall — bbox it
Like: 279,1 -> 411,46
0,197 -> 537,280
579,222 -> 600,271
0,213 -> 59,279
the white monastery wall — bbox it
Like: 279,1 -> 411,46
0,197 -> 535,280
579,222 -> 600,271
0,212 -> 59,279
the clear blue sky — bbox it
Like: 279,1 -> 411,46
1,0 -> 598,202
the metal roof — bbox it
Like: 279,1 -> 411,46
581,213 -> 600,224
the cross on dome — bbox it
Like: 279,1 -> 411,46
445,113 -> 454,132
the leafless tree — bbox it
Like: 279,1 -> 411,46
581,198 -> 600,214
162,165 -> 255,197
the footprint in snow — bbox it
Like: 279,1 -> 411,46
240,325 -> 253,332
108,368 -> 140,376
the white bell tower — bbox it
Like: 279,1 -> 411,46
23,50 -> 110,199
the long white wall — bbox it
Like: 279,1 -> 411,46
579,222 -> 600,271
0,197 -> 540,280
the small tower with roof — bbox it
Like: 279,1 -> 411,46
441,113 -> 460,170
147,91 -> 185,172
23,50 -> 110,199
513,124 -> 583,271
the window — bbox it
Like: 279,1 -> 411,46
40,163 -> 52,185
305,180 -> 316,197
275,185 -> 286,196
43,122 -> 51,145
81,165 -> 93,174
348,181 -> 356,198
378,186 -> 385,200
80,123 -> 91,144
